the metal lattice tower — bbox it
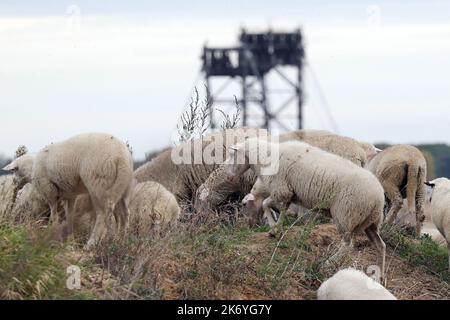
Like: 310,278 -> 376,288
201,28 -> 305,131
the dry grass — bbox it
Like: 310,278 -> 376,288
1,176 -> 450,300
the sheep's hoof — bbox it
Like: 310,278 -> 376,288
84,240 -> 95,251
267,231 -> 276,238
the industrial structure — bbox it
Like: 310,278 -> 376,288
201,28 -> 305,130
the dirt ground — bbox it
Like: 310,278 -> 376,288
151,222 -> 450,300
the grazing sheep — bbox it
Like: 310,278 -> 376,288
128,181 -> 180,235
194,164 -> 256,214
240,177 -> 308,226
425,178 -> 450,270
0,175 -> 17,219
2,154 -> 35,184
366,144 -> 427,236
11,183 -> 50,222
226,139 -> 386,276
317,268 -> 397,300
71,181 -> 180,237
196,129 -> 375,224
134,128 -> 262,202
4,133 -> 134,249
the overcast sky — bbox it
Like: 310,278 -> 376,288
1,1 -> 449,160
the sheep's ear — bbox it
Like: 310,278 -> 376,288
2,161 -> 17,171
424,181 -> 435,188
242,193 -> 255,204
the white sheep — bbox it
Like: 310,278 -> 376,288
279,129 -> 369,167
196,129 -> 376,219
2,153 -> 35,184
128,181 -> 180,235
226,138 -> 386,276
359,141 -> 382,163
366,144 -> 427,236
11,182 -> 50,222
425,177 -> 450,270
4,133 -> 134,249
317,268 -> 397,300
71,180 -> 180,237
0,175 -> 17,219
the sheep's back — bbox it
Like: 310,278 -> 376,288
130,181 -> 180,225
317,268 -> 396,300
431,183 -> 450,240
279,130 -> 366,167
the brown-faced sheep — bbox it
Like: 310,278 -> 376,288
366,144 -> 427,237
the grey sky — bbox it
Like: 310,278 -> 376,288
1,1 -> 449,160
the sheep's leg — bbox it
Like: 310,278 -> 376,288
113,203 -> 122,234
119,198 -> 130,232
384,186 -> 403,225
64,198 -> 76,241
104,200 -> 116,237
365,223 -> 386,284
38,180 -> 59,224
87,195 -> 96,234
153,221 -> 162,238
112,198 -> 129,233
49,202 -> 60,224
447,243 -> 450,272
262,196 -> 289,238
263,198 -> 277,229
414,188 -> 426,238
85,197 -> 107,250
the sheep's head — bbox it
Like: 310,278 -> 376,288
425,181 -> 435,202
193,184 -> 211,213
224,143 -> 250,182
425,177 -> 450,202
241,193 -> 265,227
225,137 -> 279,178
360,141 -> 381,162
2,154 -> 34,183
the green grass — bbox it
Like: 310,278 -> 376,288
0,224 -> 95,299
382,224 -> 449,281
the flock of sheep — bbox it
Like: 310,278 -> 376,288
2,127 -> 450,300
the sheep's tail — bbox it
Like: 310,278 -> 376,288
110,155 -> 134,205
406,163 -> 421,214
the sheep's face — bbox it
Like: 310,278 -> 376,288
361,142 -> 381,162
2,160 -> 18,173
425,181 -> 435,201
2,155 -> 34,183
224,147 -> 250,180
425,178 -> 450,201
242,193 -> 264,226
